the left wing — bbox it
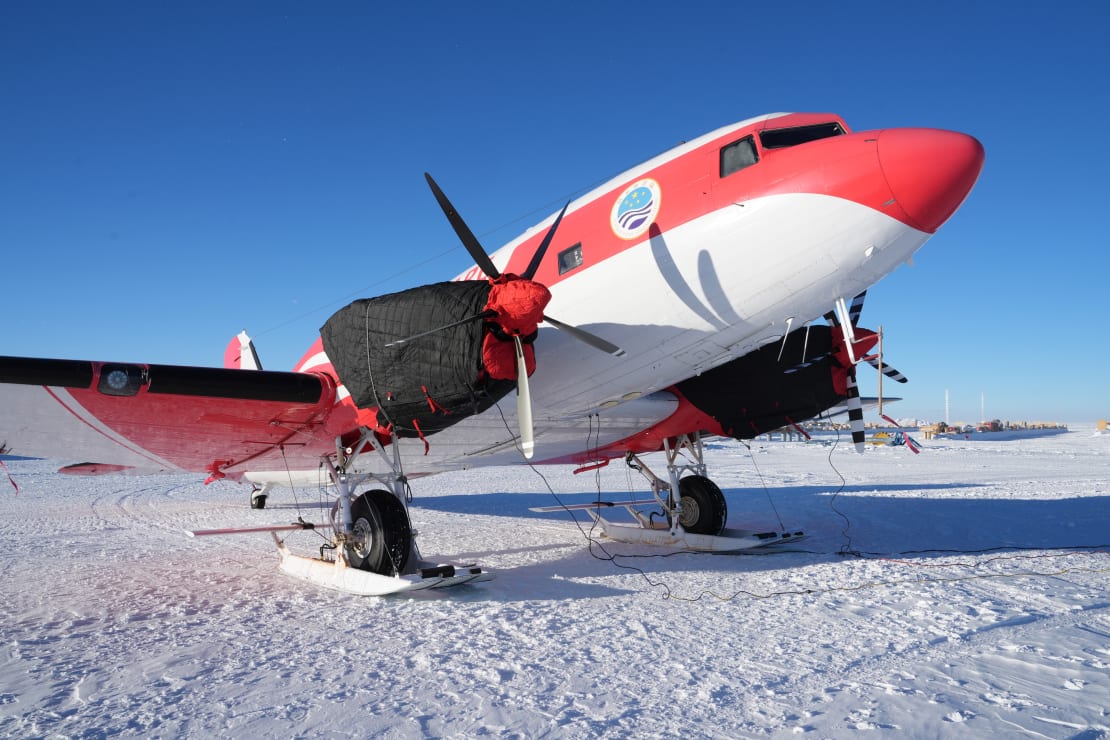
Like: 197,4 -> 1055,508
0,356 -> 353,480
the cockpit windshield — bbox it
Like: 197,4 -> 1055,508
760,122 -> 845,149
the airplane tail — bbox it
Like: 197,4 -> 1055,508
224,331 -> 262,370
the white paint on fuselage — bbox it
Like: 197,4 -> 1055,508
523,192 -> 926,414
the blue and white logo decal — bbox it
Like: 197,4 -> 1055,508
610,178 -> 661,240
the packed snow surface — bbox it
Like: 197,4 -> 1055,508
2,428 -> 1107,738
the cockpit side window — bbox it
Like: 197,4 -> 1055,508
720,135 -> 758,178
760,122 -> 845,149
558,243 -> 583,275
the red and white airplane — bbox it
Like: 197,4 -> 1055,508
0,112 -> 984,594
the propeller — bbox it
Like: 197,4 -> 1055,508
783,292 -> 908,451
846,290 -> 866,326
421,174 -> 624,354
825,291 -> 907,453
420,173 -> 626,457
521,198 -> 567,281
844,365 -> 866,453
424,172 -> 566,283
824,297 -> 867,453
831,291 -> 908,383
425,173 -> 502,279
865,356 -> 907,383
541,315 -> 624,357
514,336 -> 534,459
800,293 -> 908,381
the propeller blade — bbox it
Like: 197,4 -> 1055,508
846,370 -> 866,453
384,309 -> 497,348
865,356 -> 908,383
424,173 -> 501,279
543,315 -> 626,357
514,336 -> 534,459
848,290 -> 867,326
521,201 -> 570,281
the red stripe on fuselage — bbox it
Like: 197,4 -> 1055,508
493,114 -> 854,284
489,113 -> 981,288
537,388 -> 725,466
45,386 -> 176,469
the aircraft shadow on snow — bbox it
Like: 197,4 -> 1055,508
413,485 -> 1110,574
396,486 -> 1110,602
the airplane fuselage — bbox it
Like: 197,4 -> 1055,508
275,112 -> 983,481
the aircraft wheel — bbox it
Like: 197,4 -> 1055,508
677,475 -> 727,535
250,488 -> 267,509
346,490 -> 412,576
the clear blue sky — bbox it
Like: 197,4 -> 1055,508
2,2 -> 1107,424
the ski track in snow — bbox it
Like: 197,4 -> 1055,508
1,428 -> 1108,738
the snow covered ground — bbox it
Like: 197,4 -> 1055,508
2,427 -> 1107,738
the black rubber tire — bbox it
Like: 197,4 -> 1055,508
250,491 -> 267,510
347,490 -> 412,575
677,475 -> 728,535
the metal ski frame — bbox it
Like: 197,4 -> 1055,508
326,428 -> 421,572
625,432 -> 707,536
250,428 -> 491,595
538,431 -> 806,552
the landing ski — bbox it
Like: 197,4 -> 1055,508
275,539 -> 492,596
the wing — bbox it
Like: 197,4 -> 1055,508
0,356 -> 354,480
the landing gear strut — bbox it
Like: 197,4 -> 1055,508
268,431 -> 490,595
323,433 -> 418,576
627,433 -> 728,537
534,432 -> 803,552
192,432 -> 489,595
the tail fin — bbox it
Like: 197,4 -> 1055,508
224,330 -> 263,370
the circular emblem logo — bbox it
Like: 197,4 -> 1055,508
610,178 -> 661,240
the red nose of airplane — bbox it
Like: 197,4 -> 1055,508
878,128 -> 985,233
